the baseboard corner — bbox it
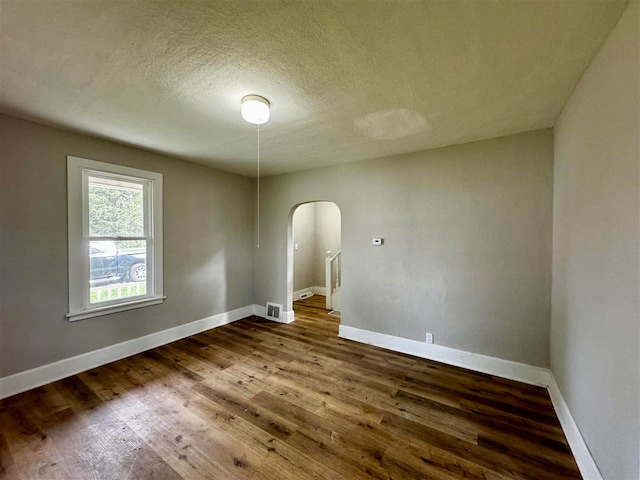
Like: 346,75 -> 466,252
313,286 -> 326,296
283,310 -> 295,323
546,373 -> 603,480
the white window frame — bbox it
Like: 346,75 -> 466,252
66,156 -> 165,321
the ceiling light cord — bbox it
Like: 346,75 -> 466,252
257,125 -> 260,248
240,94 -> 269,249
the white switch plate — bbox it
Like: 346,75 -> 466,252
425,332 -> 434,344
372,238 -> 383,246
294,243 -> 299,251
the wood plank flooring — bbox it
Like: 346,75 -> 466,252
0,295 -> 581,479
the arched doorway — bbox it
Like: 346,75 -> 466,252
286,201 -> 341,322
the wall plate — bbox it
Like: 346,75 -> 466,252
265,302 -> 282,322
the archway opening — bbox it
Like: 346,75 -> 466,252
287,201 -> 341,324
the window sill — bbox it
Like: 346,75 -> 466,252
66,296 -> 166,322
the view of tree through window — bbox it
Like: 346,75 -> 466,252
89,181 -> 144,246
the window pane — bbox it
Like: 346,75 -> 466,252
88,176 -> 144,237
89,240 -> 147,304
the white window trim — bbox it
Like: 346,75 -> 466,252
66,156 -> 165,321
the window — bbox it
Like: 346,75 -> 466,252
67,156 -> 164,321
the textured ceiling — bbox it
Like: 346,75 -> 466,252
0,0 -> 628,177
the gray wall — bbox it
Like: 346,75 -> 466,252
254,129 -> 553,367
0,115 -> 254,377
551,1 -> 639,478
292,202 -> 317,291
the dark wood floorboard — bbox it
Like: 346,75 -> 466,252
0,295 -> 581,479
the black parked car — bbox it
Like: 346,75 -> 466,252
89,242 -> 146,284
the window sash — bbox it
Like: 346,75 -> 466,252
81,170 -> 154,309
84,170 -> 149,237
85,237 -> 153,309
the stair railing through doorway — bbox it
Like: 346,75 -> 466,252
325,250 -> 341,310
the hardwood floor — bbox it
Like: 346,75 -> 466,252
0,295 -> 581,479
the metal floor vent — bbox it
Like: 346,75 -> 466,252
265,302 -> 282,322
299,292 -> 313,299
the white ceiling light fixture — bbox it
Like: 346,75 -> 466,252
241,95 -> 270,125
242,94 -> 270,248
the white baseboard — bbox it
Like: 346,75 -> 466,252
338,324 -> 602,479
0,305 -> 254,400
293,288 -> 314,301
313,286 -> 326,296
547,374 -> 603,480
293,286 -> 326,300
252,304 -> 266,318
338,325 -> 551,387
252,304 -> 295,324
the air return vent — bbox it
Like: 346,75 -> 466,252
265,302 -> 282,322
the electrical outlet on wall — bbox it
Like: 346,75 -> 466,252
425,332 -> 434,344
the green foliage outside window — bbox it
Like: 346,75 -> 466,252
89,183 -> 144,248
